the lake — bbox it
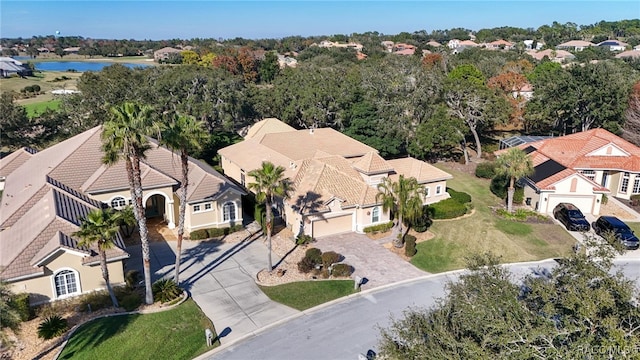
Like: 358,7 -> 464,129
12,58 -> 152,72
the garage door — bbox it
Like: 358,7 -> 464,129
312,214 -> 353,238
546,195 -> 595,214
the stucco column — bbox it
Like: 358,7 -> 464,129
166,200 -> 176,229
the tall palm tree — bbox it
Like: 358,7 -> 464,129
101,102 -> 155,305
376,175 -> 423,248
248,161 -> 293,272
159,114 -> 207,284
73,208 -> 122,308
496,147 -> 534,213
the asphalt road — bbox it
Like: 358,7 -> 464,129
203,259 -> 640,360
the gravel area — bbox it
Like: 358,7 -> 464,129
600,199 -> 636,220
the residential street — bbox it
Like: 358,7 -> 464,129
201,259 -> 640,360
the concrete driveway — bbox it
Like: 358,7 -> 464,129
125,233 -> 299,345
313,233 -> 427,289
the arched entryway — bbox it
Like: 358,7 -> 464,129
143,191 -> 175,229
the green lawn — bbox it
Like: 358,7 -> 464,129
259,280 -> 356,310
411,164 -> 575,273
23,99 -> 61,118
58,299 -> 216,360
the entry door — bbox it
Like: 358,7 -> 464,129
601,171 -> 609,188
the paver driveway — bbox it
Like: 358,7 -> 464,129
314,233 -> 427,289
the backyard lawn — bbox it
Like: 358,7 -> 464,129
58,299 -> 216,360
23,99 -> 61,117
411,163 -> 575,273
259,280 -> 355,310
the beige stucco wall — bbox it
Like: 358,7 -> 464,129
187,190 -> 243,231
220,156 -> 247,186
9,251 -> 125,305
523,185 -> 541,211
422,180 -> 450,205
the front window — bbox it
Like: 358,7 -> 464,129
424,187 -> 430,197
110,196 -> 127,209
204,203 -> 212,211
634,178 -> 640,194
436,185 -> 442,195
193,204 -> 201,212
372,207 -> 380,223
223,202 -> 236,221
54,269 -> 79,298
580,170 -> 596,182
621,172 -> 630,193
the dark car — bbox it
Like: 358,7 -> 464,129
592,216 -> 640,250
553,203 -> 590,232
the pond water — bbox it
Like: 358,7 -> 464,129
12,58 -> 152,72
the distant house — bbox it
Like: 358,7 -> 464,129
597,40 -> 628,51
486,39 -> 514,50
556,40 -> 594,52
526,49 -> 575,63
381,41 -> 394,52
0,57 -> 32,78
615,50 -> 640,59
447,39 -> 461,49
153,47 -> 182,61
317,40 -> 363,52
277,54 -> 298,68
426,41 -> 442,48
63,47 -> 80,55
393,43 -> 416,56
512,82 -> 534,100
523,40 -> 544,51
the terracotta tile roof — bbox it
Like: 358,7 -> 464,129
386,157 -> 453,183
557,40 -> 595,48
489,39 -> 513,46
615,50 -> 640,59
426,41 -> 442,47
351,152 -> 393,174
244,118 -> 296,140
527,49 -> 575,61
459,40 -> 479,46
0,147 -> 36,178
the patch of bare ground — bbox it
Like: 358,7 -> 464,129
600,199 -> 635,220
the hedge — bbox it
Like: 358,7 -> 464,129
404,234 -> 417,257
189,224 -> 244,240
11,293 -> 33,321
363,221 -> 394,234
447,188 -> 471,204
490,175 -> 524,204
475,161 -> 497,179
427,198 -> 467,219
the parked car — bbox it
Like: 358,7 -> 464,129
592,216 -> 640,250
553,203 -> 590,232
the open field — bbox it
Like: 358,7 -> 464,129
1,71 -> 82,105
23,99 -> 61,117
411,163 -> 575,273
21,53 -> 155,65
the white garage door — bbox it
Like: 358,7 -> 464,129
546,195 -> 595,214
312,214 -> 353,238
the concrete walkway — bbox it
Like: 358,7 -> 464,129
314,233 -> 427,290
125,233 -> 299,345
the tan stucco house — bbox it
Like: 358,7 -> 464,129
219,118 -> 452,238
0,126 -> 244,304
496,129 -> 640,215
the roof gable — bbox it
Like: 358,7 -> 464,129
586,142 -> 629,157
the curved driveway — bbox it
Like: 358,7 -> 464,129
200,259 -> 640,360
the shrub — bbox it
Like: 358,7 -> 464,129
77,290 -> 112,312
428,198 -> 467,219
296,234 -> 313,245
10,293 -> 32,321
405,235 -> 417,257
125,270 -> 140,290
152,278 -> 182,303
331,263 -> 353,277
254,203 -> 266,231
321,251 -> 342,267
31,84 -> 41,92
447,188 -> 472,204
513,187 -> 524,204
305,248 -> 323,264
363,221 -> 394,234
602,194 -> 608,205
631,194 -> 640,206
120,293 -> 142,311
297,256 -> 317,273
189,229 -> 209,240
411,207 -> 432,233
490,175 -> 509,199
475,162 -> 497,178
37,315 -> 68,339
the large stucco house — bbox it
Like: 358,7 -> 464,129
0,126 -> 244,304
219,118 -> 452,238
496,129 -> 640,216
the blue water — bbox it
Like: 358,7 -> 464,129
12,58 -> 151,72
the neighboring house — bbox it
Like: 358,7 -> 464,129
615,50 -> 640,60
393,43 -> 416,56
486,39 -> 514,50
597,40 -> 628,51
496,129 -> 640,216
426,41 -> 442,48
153,47 -> 182,61
0,127 -> 244,304
556,40 -> 595,52
526,49 -> 575,63
381,41 -> 395,52
317,40 -> 364,51
511,82 -> 534,100
447,39 -> 461,49
219,118 -> 452,238
0,57 -> 32,78
277,54 -> 298,68
63,47 -> 80,55
523,40 -> 544,50
449,39 -> 479,53
635,45 -> 640,51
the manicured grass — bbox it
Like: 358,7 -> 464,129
58,299 -> 216,360
626,222 -> 640,235
23,99 -> 61,118
411,164 -> 575,273
259,280 -> 355,311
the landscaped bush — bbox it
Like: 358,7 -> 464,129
305,248 -> 323,264
296,234 -> 314,245
490,175 -> 524,204
631,194 -> 640,206
152,278 -> 182,303
475,161 -> 497,179
254,203 -> 266,231
189,229 -> 209,240
331,263 -> 353,277
602,194 -> 608,205
11,293 -> 33,321
513,187 -> 524,204
297,256 -> 317,273
321,251 -> 342,267
120,293 -> 142,311
37,315 -> 68,339
411,207 -> 433,233
363,221 -> 394,234
207,224 -> 244,237
405,235 -> 417,257
428,198 -> 467,219
76,290 -> 112,312
125,270 -> 140,290
447,188 -> 472,204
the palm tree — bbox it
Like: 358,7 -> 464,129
496,147 -> 534,213
159,114 -> 207,284
73,208 -> 122,308
101,102 -> 155,305
376,175 -> 424,248
118,205 -> 137,238
248,161 -> 294,272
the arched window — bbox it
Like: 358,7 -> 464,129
110,196 -> 127,210
223,202 -> 236,222
371,207 -> 380,223
54,269 -> 80,298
